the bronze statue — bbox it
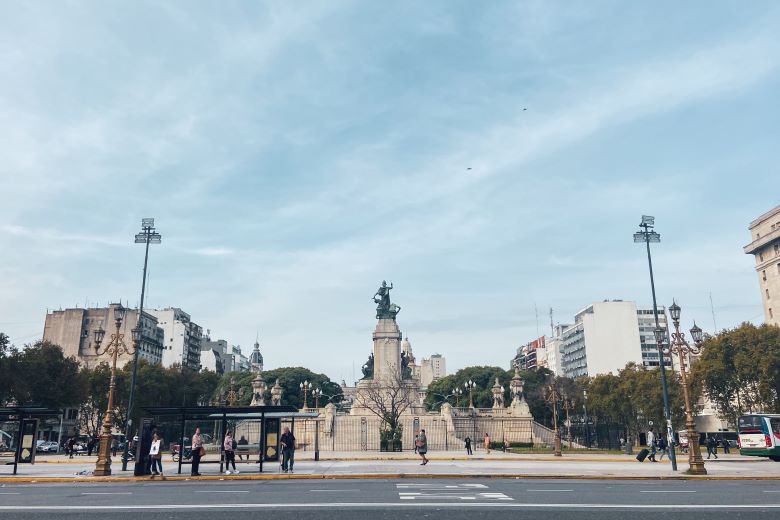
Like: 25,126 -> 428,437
373,280 -> 401,320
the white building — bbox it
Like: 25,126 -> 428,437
420,353 -> 446,387
743,204 -> 780,326
147,308 -> 203,371
560,300 -> 671,378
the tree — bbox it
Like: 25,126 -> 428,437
355,369 -> 414,443
218,367 -> 343,409
693,323 -> 780,422
0,332 -> 14,405
7,341 -> 86,409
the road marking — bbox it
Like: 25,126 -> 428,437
194,490 -> 249,493
527,489 -> 573,492
2,503 -> 780,510
310,489 -> 360,492
397,483 -> 511,501
0,492 -> 20,495
764,491 -> 780,493
640,491 -> 696,493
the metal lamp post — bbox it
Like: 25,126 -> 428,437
661,301 -> 707,475
313,388 -> 323,409
464,380 -> 476,409
546,384 -> 562,457
452,388 -> 463,408
633,215 -> 678,472
563,399 -> 573,448
93,305 -> 136,476
300,380 -> 311,409
122,218 -> 161,471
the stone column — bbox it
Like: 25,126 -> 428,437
372,318 -> 402,382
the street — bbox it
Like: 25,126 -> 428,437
1,478 -> 779,519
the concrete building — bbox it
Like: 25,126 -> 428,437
43,304 -> 164,368
560,300 -> 671,378
420,353 -> 446,387
513,336 -> 544,371
744,204 -> 780,326
146,308 -> 202,371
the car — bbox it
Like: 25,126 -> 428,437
35,441 -> 59,453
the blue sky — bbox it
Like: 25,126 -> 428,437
1,1 -> 778,382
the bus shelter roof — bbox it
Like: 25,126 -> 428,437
0,406 -> 62,419
140,405 -> 307,419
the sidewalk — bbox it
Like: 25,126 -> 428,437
3,451 -> 778,482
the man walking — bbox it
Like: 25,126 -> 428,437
646,429 -> 657,462
280,426 -> 296,473
464,436 -> 472,455
657,434 -> 668,461
706,435 -> 719,459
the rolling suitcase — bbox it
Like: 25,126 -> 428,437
636,448 -> 650,462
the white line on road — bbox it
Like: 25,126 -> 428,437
194,491 -> 250,493
526,489 -> 573,492
81,492 -> 133,495
640,491 -> 696,493
2,503 -> 780,510
0,493 -> 21,495
310,489 -> 360,492
764,491 -> 780,493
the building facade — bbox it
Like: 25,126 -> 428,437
513,336 -> 544,371
43,303 -> 164,367
743,204 -> 780,326
420,354 -> 446,387
560,300 -> 671,378
146,308 -> 202,371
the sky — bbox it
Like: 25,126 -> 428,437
1,1 -> 778,383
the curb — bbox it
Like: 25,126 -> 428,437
2,473 -> 779,484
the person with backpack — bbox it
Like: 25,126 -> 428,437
223,430 -> 238,475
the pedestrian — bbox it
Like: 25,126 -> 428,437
503,438 -> 509,452
464,436 -> 473,455
237,435 -> 249,462
706,436 -> 719,459
67,437 -> 75,459
191,427 -> 204,476
719,436 -> 731,454
484,433 -> 491,454
223,430 -> 238,475
87,436 -> 95,457
280,426 -> 296,473
657,434 -> 668,461
111,437 -> 118,457
647,429 -> 657,462
149,432 -> 164,477
413,433 -> 419,454
416,429 -> 428,465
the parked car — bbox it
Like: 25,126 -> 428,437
35,440 -> 59,453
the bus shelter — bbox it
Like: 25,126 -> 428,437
141,406 -> 318,475
0,406 -> 62,475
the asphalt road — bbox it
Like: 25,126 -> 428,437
1,478 -> 779,519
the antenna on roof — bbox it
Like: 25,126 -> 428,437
534,303 -> 540,338
709,292 -> 718,332
549,307 -> 554,337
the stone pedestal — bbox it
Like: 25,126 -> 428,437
372,318 -> 402,382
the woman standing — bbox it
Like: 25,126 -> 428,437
149,432 -> 164,477
484,432 -> 491,454
223,430 -> 238,475
191,427 -> 203,476
416,429 -> 428,465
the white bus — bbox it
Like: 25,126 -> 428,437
738,414 -> 780,461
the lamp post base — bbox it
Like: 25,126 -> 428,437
94,433 -> 113,476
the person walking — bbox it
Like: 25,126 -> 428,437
484,433 -> 491,454
647,429 -> 657,462
280,426 -> 296,473
719,436 -> 731,454
67,437 -> 75,459
706,435 -> 719,459
223,430 -> 238,475
149,432 -> 164,477
110,437 -> 118,457
191,427 -> 203,476
416,429 -> 428,465
464,436 -> 473,455
657,434 -> 668,461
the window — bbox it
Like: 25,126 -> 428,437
760,252 -> 765,262
770,308 -> 774,319
763,270 -> 767,281
767,289 -> 771,300
775,244 -> 780,256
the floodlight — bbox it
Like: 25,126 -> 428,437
641,215 -> 655,227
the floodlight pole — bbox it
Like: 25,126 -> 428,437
634,216 -> 677,472
121,218 -> 161,471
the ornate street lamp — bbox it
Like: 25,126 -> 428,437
93,304 -> 135,476
312,388 -> 323,409
452,387 -> 463,408
464,380 -> 476,408
582,389 -> 591,449
545,384 -> 563,457
660,301 -> 707,475
634,215 -> 677,471
300,380 -> 311,409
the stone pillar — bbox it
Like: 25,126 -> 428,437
492,377 -> 505,409
372,318 -> 402,382
250,374 -> 266,406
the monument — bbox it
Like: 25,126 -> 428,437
370,280 -> 403,382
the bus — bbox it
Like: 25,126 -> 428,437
738,414 -> 780,461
